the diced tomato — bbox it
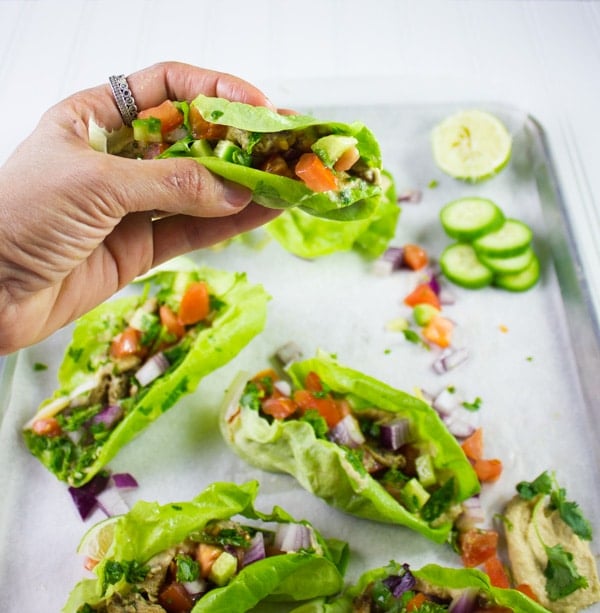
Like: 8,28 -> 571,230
31,416 -> 62,437
406,592 -> 428,611
474,607 -> 512,613
158,581 -> 194,613
304,371 -> 324,393
461,427 -> 484,460
516,583 -> 539,602
422,315 -> 453,348
160,304 -> 185,339
110,326 -> 143,359
260,154 -> 294,178
262,396 -> 298,420
473,458 -> 503,483
197,543 -> 223,578
178,281 -> 210,325
83,556 -> 98,571
295,153 -> 338,192
404,283 -> 441,309
403,244 -> 429,270
138,100 -> 184,135
293,389 -> 347,428
189,105 -> 228,140
333,145 -> 360,171
484,555 -> 510,588
459,528 -> 499,567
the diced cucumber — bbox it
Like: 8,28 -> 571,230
400,478 -> 431,512
493,253 -> 541,292
415,454 -> 437,488
312,134 -> 358,167
473,218 -> 533,258
190,139 -> 214,157
209,551 -> 237,586
132,117 -> 162,143
413,304 -> 440,326
440,197 -> 505,241
213,140 -> 252,166
440,243 -> 493,289
478,246 -> 535,274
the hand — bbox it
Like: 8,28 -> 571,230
0,62 -> 281,354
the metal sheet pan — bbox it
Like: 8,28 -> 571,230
1,103 -> 599,612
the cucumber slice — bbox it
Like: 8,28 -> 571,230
440,197 -> 505,241
473,219 -> 533,258
493,253 -> 541,292
440,243 -> 494,289
478,246 -> 535,274
431,109 -> 512,182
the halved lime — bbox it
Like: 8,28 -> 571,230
77,515 -> 119,563
431,110 -> 512,182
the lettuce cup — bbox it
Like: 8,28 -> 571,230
63,480 -> 348,613
220,353 -> 480,544
23,266 -> 269,487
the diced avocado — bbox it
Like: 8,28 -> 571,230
190,139 -> 214,157
415,453 -> 437,488
312,134 -> 358,167
400,478 -> 431,512
413,304 -> 440,326
208,551 -> 238,586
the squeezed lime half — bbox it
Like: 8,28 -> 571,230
77,515 -> 119,563
431,109 -> 512,182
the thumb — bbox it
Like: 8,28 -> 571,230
99,152 -> 253,218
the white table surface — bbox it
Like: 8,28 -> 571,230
1,0 -> 600,609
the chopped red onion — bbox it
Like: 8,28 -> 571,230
68,472 -> 110,520
328,414 -> 365,448
183,578 -> 207,596
438,285 -> 457,306
274,523 -> 312,552
242,532 -> 266,567
92,404 -> 123,428
135,352 -> 169,386
373,247 -> 404,276
111,472 -> 138,490
456,496 -> 485,531
443,414 -> 476,439
397,188 -> 422,204
382,563 -> 416,597
432,388 -> 460,417
96,486 -> 130,517
449,588 -> 478,612
273,379 -> 292,397
275,341 -> 303,367
380,418 -> 410,451
432,347 -> 469,374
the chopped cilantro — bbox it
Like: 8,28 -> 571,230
461,397 -> 482,411
210,110 -> 224,121
300,409 -> 328,439
175,554 -> 200,582
544,544 -> 589,601
240,381 -> 262,411
428,179 -> 439,189
402,328 -> 429,349
421,477 -> 455,522
33,362 -> 48,371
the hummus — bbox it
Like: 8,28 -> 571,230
505,496 -> 600,612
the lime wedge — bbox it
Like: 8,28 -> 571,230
431,110 -> 512,182
77,515 -> 119,563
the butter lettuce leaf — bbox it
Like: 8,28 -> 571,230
63,481 -> 348,613
220,354 -> 480,543
24,266 -> 269,487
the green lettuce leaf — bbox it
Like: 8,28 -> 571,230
23,266 -> 269,487
290,562 -> 550,612
220,353 -> 480,543
63,481 -> 348,613
265,169 -> 400,259
167,95 -> 384,221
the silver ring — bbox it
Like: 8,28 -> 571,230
108,74 -> 138,126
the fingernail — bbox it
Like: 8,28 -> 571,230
223,180 -> 252,207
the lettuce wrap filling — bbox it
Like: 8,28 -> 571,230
95,96 -> 383,221
265,169 -> 400,259
289,561 -> 550,612
63,481 -> 348,613
220,353 -> 480,544
23,267 -> 269,487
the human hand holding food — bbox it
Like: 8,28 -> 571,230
0,62 -> 280,355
